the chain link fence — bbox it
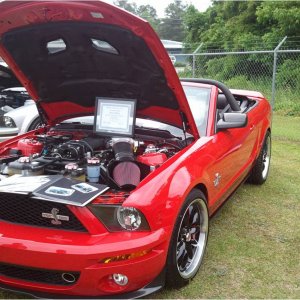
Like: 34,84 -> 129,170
175,39 -> 300,115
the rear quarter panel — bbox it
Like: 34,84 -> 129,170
247,97 -> 272,158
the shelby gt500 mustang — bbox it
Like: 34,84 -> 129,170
0,0 -> 271,298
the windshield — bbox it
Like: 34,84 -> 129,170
183,85 -> 211,136
59,86 -> 211,138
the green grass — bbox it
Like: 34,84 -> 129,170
1,114 -> 300,299
272,114 -> 300,141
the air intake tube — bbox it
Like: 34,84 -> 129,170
111,138 -> 140,190
112,138 -> 135,162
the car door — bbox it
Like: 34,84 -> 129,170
206,92 -> 259,211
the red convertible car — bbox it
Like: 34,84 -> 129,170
0,1 -> 271,298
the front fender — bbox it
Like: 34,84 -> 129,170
124,137 -> 213,232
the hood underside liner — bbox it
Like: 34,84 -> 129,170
1,22 -> 178,111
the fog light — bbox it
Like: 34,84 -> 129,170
112,273 -> 128,286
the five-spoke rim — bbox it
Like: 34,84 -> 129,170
262,134 -> 271,179
176,198 -> 208,279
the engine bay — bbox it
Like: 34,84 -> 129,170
0,126 -> 188,192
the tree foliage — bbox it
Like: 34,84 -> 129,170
113,0 -> 137,14
158,0 -> 187,41
137,4 -> 160,31
113,0 -> 159,31
114,0 -> 187,41
182,1 -> 300,96
183,1 -> 300,51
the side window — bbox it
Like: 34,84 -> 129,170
183,86 -> 211,136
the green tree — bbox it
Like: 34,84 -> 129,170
136,4 -> 160,31
114,1 -> 159,32
113,0 -> 137,14
184,5 -> 209,50
257,1 -> 300,42
158,0 -> 187,41
181,1 -> 300,90
183,1 -> 300,51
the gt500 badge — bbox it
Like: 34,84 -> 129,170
42,208 -> 70,225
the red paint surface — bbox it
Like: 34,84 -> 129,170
137,153 -> 168,167
17,139 -> 43,156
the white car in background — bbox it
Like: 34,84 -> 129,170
169,55 -> 176,65
0,101 -> 41,142
0,63 -> 41,142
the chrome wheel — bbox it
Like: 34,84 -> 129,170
176,198 -> 208,279
262,134 -> 271,179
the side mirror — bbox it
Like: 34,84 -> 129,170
217,112 -> 247,130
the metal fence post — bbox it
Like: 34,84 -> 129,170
271,36 -> 287,109
192,42 -> 203,78
192,54 -> 196,78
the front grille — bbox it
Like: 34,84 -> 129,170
0,192 -> 87,232
0,263 -> 80,286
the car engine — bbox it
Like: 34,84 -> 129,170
1,129 -> 185,191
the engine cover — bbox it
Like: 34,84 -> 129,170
137,153 -> 167,167
17,139 -> 43,156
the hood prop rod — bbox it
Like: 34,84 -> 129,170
180,111 -> 188,147
35,101 -> 48,128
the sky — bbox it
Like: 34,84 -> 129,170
102,0 -> 212,17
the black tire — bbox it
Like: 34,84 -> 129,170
166,189 -> 209,288
248,131 -> 271,185
28,117 -> 43,131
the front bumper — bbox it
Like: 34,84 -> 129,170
0,223 -> 168,297
0,268 -> 166,299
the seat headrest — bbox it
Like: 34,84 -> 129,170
217,94 -> 228,109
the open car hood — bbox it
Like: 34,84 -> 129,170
0,1 -> 199,137
0,63 -> 21,91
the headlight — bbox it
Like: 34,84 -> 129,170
89,205 -> 150,232
0,116 -> 17,128
4,116 -> 16,127
117,207 -> 142,231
